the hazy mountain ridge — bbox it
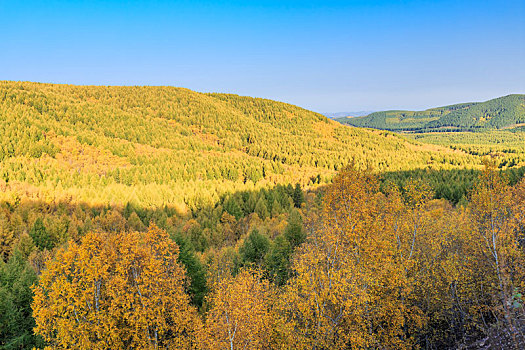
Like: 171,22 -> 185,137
323,111 -> 374,118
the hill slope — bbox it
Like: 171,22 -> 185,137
337,94 -> 525,132
0,81 -> 480,209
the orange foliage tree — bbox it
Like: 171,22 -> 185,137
31,225 -> 199,349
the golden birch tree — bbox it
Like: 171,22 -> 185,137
466,165 -> 525,347
280,166 -> 420,349
32,225 -> 199,350
197,268 -> 283,349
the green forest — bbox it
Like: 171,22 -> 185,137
338,94 -> 525,132
1,82 -> 525,349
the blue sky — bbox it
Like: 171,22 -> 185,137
1,0 -> 524,112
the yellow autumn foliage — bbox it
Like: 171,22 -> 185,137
197,269 -> 281,349
31,225 -> 199,349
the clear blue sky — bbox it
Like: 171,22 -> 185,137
1,0 -> 524,112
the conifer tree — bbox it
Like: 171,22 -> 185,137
293,183 -> 304,208
0,251 -> 43,349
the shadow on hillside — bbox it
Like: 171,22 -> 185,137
379,166 -> 525,205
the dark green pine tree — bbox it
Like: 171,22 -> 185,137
284,209 -> 305,248
171,234 -> 207,308
0,251 -> 44,349
224,197 -> 244,220
265,235 -> 292,286
293,183 -> 304,208
239,229 -> 270,268
29,218 -> 54,251
254,197 -> 269,220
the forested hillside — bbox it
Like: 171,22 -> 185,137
338,94 -> 525,132
0,81 -> 481,210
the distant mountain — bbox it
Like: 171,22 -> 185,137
323,111 -> 374,119
336,95 -> 525,132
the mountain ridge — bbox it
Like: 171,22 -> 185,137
336,94 -> 525,132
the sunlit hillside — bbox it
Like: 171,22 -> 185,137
409,130 -> 525,168
0,81 -> 482,209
